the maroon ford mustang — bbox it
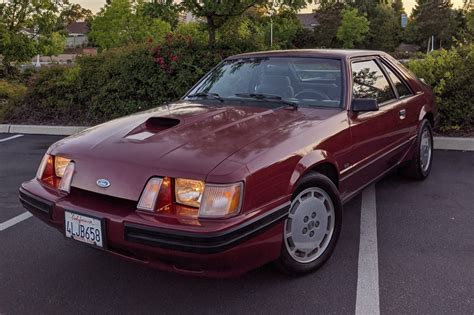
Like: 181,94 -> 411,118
20,50 -> 435,277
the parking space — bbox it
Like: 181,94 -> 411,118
0,134 -> 473,314
377,151 -> 474,314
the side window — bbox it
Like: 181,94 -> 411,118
352,60 -> 396,105
381,63 -> 413,98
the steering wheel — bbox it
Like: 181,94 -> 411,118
294,89 -> 330,100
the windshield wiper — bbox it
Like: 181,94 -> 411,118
234,93 -> 298,109
187,92 -> 224,103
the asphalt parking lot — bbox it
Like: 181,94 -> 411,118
0,134 -> 473,314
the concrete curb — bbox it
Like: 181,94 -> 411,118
433,137 -> 474,151
1,124 -> 473,151
0,124 -> 87,136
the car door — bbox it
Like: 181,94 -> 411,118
342,57 -> 406,196
378,58 -> 419,144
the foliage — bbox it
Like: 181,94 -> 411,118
39,32 -> 67,58
337,8 -> 370,48
218,14 -> 267,52
89,0 -> 172,50
266,10 -> 302,49
292,28 -> 317,48
364,5 -> 402,51
175,22 -> 208,45
0,80 -> 27,100
410,0 -> 458,49
57,3 -> 93,27
141,0 -> 183,29
0,80 -> 27,122
0,0 -> 67,77
181,0 -> 310,46
408,44 -> 474,132
313,3 -> 346,48
2,34 -> 226,125
181,0 -> 264,46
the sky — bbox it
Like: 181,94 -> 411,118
74,0 -> 465,16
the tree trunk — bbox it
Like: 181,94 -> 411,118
207,16 -> 216,47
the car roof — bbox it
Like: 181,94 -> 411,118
227,49 -> 389,60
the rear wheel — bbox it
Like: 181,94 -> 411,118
277,173 -> 342,275
402,119 -> 433,180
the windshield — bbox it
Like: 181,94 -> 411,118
186,57 -> 344,108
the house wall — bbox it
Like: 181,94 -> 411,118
66,34 -> 89,48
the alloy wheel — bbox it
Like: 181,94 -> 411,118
284,187 -> 336,263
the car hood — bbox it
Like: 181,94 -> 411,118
49,101 -> 314,200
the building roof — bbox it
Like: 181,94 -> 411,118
66,22 -> 89,35
296,13 -> 318,29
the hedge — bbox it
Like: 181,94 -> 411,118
3,34 -> 224,125
408,44 -> 474,133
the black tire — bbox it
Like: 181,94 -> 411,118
402,119 -> 433,180
277,173 -> 342,276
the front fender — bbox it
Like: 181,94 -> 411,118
288,149 -> 340,194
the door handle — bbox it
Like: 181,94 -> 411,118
399,109 -> 406,120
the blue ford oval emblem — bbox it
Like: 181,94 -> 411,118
96,179 -> 111,188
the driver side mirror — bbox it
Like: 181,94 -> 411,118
351,98 -> 379,112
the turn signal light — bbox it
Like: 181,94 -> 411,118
58,162 -> 75,193
37,154 -> 60,188
137,178 -> 163,211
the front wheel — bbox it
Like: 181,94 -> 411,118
277,173 -> 342,275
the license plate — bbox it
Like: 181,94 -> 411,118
65,211 -> 104,248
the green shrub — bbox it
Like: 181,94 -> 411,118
3,34 -> 225,125
3,66 -> 83,125
0,80 -> 27,122
76,34 -> 223,123
408,44 -> 474,133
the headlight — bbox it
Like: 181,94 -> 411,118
175,179 -> 243,218
175,178 -> 205,208
54,156 -> 71,177
199,183 -> 242,218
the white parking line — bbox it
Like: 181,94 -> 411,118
0,134 -> 23,143
355,184 -> 380,315
0,212 -> 33,232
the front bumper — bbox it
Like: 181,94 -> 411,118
19,180 -> 290,277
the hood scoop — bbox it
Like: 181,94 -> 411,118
125,117 -> 180,141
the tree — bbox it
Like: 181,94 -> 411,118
40,32 -> 67,61
218,12 -> 266,52
181,0 -> 310,47
0,0 -> 67,77
465,3 -> 474,37
141,0 -> 182,29
392,0 -> 405,16
411,0 -> 458,49
58,3 -> 93,27
313,3 -> 346,48
90,0 -> 172,50
365,5 -> 402,51
337,8 -> 369,48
